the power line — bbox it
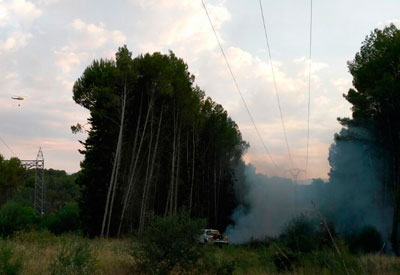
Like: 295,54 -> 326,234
201,0 -> 279,171
259,0 -> 294,170
305,0 -> 313,175
0,135 -> 17,157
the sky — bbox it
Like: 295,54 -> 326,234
0,0 -> 399,179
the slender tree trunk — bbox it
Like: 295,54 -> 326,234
391,155 -> 400,255
116,91 -> 143,237
118,91 -> 154,235
139,109 -> 154,232
189,123 -> 195,214
139,105 -> 164,232
174,119 -> 181,215
213,153 -> 217,227
165,102 -> 177,216
101,83 -> 127,238
105,83 -> 129,237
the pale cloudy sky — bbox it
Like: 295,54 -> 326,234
0,0 -> 399,179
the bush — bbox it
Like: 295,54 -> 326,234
135,211 -> 206,274
200,251 -> 236,275
345,225 -> 383,254
42,203 -> 80,235
49,239 -> 95,275
0,241 -> 22,275
279,215 -> 320,253
0,201 -> 37,237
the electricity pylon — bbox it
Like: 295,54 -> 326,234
285,168 -> 306,210
286,168 -> 306,183
21,148 -> 45,215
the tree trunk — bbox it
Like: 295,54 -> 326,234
118,91 -> 154,236
165,102 -> 177,216
116,91 -> 143,237
189,123 -> 195,214
101,82 -> 127,238
174,119 -> 182,215
139,105 -> 164,232
138,110 -> 154,233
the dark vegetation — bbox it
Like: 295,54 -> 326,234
0,157 -> 80,237
0,24 -> 399,274
72,47 -> 247,237
134,211 -> 206,274
331,23 -> 400,254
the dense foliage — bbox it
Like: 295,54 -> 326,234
73,47 -> 247,237
0,156 -> 24,205
330,24 -> 400,254
0,154 -> 81,237
135,212 -> 205,274
0,201 -> 37,237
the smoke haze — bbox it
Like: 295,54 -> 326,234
226,126 -> 392,244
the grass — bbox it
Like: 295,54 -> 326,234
0,231 -> 399,274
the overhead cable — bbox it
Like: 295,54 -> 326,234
259,0 -> 294,170
201,0 -> 279,171
0,135 -> 17,157
305,0 -> 313,175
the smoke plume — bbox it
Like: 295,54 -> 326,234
226,126 -> 392,244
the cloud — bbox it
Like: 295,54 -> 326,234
0,0 -> 41,28
10,0 -> 41,20
332,77 -> 352,93
131,0 -> 230,57
54,50 -> 87,73
53,19 -> 126,73
37,0 -> 60,5
0,31 -> 32,51
0,0 -> 41,52
378,18 -> 400,28
68,19 -> 126,51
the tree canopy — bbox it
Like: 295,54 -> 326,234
332,24 -> 400,254
73,47 -> 248,237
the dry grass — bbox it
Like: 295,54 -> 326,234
358,254 -> 400,275
4,231 -> 137,274
2,231 -> 400,274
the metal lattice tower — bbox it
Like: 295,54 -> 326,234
21,148 -> 45,215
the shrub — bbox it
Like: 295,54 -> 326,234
0,201 -> 37,237
299,240 -> 361,274
42,203 -> 80,235
200,252 -> 236,275
279,215 -> 320,253
49,239 -> 95,275
0,241 -> 22,275
345,225 -> 383,254
135,211 -> 206,274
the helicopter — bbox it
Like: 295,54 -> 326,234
11,96 -> 24,106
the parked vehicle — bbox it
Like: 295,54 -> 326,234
199,229 -> 228,245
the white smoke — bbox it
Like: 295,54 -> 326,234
226,126 -> 393,244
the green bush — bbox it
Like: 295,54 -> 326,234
135,211 -> 206,275
345,225 -> 383,254
279,215 -> 337,254
42,203 -> 80,235
49,239 -> 95,275
279,215 -> 320,253
200,252 -> 236,275
299,240 -> 361,274
0,201 -> 37,237
0,241 -> 22,275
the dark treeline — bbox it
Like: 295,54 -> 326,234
335,24 -> 400,254
0,155 -> 79,213
0,156 -> 80,237
73,47 -> 247,237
